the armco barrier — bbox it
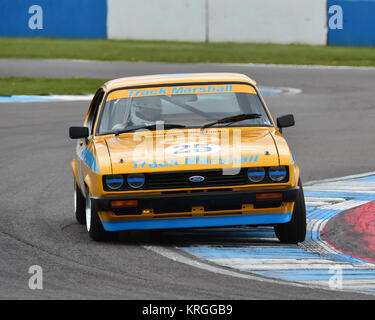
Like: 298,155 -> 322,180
0,0 -> 107,38
0,0 -> 374,47
327,0 -> 375,47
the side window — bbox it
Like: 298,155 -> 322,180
86,89 -> 104,135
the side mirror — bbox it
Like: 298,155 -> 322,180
277,114 -> 295,132
69,126 -> 89,139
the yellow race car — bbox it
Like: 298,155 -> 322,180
69,73 -> 306,243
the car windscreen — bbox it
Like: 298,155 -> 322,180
96,83 -> 273,135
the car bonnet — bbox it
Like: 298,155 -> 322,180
103,127 -> 283,174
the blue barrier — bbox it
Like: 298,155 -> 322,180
328,0 -> 375,47
0,0 -> 107,38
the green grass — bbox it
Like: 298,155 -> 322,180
0,77 -> 107,96
1,37 -> 375,67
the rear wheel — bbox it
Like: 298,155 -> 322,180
74,180 -> 86,225
85,188 -> 111,241
274,179 -> 306,244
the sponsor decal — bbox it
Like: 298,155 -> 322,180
132,155 -> 259,169
107,84 -> 256,101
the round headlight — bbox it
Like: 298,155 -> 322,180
268,166 -> 287,182
105,175 -> 124,190
127,173 -> 145,189
247,167 -> 265,183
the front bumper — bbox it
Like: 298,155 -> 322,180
93,187 -> 299,212
92,187 -> 299,231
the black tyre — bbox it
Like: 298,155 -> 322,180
74,180 -> 86,225
274,179 -> 306,244
85,188 -> 111,241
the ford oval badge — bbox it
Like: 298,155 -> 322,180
189,175 -> 205,183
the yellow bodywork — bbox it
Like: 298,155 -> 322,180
71,73 -> 300,229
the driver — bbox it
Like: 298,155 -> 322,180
130,96 -> 163,126
112,96 -> 163,131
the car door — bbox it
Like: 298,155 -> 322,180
77,89 -> 105,193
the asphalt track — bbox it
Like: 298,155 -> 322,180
1,59 -> 375,300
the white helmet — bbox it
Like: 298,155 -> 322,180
131,96 -> 162,125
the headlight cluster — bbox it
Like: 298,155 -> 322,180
104,173 -> 145,190
247,166 -> 288,183
104,166 -> 288,191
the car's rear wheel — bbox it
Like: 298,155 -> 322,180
85,188 -> 111,241
74,180 -> 86,225
274,179 -> 306,244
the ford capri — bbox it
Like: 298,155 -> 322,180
69,73 -> 306,243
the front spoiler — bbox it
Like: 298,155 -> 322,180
101,212 -> 293,231
92,187 -> 298,231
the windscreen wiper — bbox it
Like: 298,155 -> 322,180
114,123 -> 186,136
201,113 -> 262,130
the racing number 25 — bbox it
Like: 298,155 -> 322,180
171,143 -> 216,155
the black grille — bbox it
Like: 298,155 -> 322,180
147,169 -> 249,189
103,167 -> 289,191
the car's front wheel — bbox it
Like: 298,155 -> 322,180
85,188 -> 111,241
274,179 -> 306,244
74,180 -> 86,225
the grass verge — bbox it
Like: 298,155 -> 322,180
0,77 -> 107,96
0,37 -> 374,67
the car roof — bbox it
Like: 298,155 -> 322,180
102,73 -> 257,91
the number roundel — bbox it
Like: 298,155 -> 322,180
165,143 -> 221,156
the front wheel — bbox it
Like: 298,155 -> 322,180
85,188 -> 111,241
74,180 -> 86,225
274,179 -> 306,244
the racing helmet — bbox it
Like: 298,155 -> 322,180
131,96 -> 162,124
